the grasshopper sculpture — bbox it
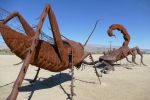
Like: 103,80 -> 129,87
0,4 -> 101,100
99,24 -> 146,72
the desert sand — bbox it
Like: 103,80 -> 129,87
0,54 -> 150,100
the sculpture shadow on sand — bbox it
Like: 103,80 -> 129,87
20,73 -> 71,100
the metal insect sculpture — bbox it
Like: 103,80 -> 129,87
0,4 -> 101,100
98,24 -> 146,72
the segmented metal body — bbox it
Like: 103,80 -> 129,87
0,23 -> 84,72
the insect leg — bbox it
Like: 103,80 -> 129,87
89,53 -> 102,84
2,12 -> 34,37
36,4 -> 65,63
8,4 -> 54,99
29,68 -> 41,83
70,49 -> 75,100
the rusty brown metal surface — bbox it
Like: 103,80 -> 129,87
107,24 -> 130,47
0,4 -> 100,100
0,23 -> 85,72
99,24 -> 146,71
0,5 -> 84,72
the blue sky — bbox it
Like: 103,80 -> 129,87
0,0 -> 150,49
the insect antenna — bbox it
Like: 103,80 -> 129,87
84,20 -> 99,47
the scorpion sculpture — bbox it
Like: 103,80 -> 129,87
99,24 -> 146,72
0,4 -> 101,100
96,24 -> 145,72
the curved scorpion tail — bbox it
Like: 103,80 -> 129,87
107,24 -> 130,47
132,47 -> 147,66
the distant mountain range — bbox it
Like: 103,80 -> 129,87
140,49 -> 150,54
0,43 -> 150,54
84,44 -> 150,54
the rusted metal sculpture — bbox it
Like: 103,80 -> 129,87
98,24 -> 146,72
0,4 -> 101,100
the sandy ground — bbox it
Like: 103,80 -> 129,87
0,54 -> 150,100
